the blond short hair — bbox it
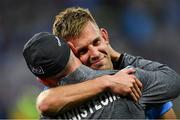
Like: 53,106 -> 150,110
53,7 -> 98,41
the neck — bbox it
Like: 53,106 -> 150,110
63,54 -> 82,77
63,57 -> 82,77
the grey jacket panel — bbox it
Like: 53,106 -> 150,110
122,53 -> 180,104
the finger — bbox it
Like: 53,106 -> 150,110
131,77 -> 142,98
131,87 -> 140,101
135,78 -> 143,90
129,75 -> 143,90
134,82 -> 142,97
130,90 -> 138,102
121,68 -> 136,74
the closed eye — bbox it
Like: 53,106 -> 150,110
93,38 -> 101,46
77,48 -> 88,56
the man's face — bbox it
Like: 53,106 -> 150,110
68,21 -> 113,70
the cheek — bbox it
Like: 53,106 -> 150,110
79,55 -> 88,64
99,44 -> 110,55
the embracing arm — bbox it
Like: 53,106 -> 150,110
135,66 -> 180,103
107,46 -> 179,119
121,53 -> 180,102
37,75 -> 109,116
36,68 -> 142,116
119,53 -> 178,119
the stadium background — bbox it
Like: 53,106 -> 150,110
0,0 -> 180,119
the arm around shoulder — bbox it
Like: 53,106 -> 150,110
36,75 -> 111,116
123,53 -> 180,102
135,67 -> 180,103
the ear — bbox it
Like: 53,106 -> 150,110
37,77 -> 49,86
67,42 -> 77,54
100,28 -> 109,44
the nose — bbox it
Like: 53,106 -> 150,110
89,46 -> 100,61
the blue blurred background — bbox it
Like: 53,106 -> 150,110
0,0 -> 180,119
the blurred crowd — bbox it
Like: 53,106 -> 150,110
0,0 -> 180,119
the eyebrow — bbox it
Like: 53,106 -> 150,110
77,36 -> 100,53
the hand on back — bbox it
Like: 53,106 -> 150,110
107,67 -> 143,102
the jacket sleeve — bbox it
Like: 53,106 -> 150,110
135,67 -> 180,104
122,53 -> 180,103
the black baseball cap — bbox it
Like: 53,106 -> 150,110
23,32 -> 70,78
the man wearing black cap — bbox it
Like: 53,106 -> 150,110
23,32 -> 71,82
23,32 -> 180,119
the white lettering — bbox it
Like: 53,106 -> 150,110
100,94 -> 109,106
95,103 -> 102,110
79,106 -> 88,118
87,103 -> 94,114
61,91 -> 121,119
55,36 -> 61,46
107,92 -> 113,102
